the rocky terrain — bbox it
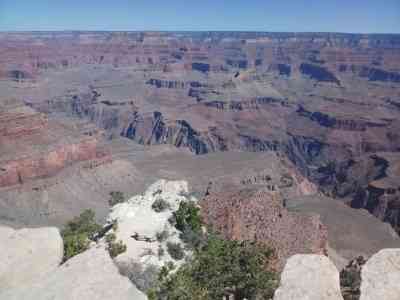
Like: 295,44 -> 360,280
201,187 -> 328,270
1,31 -> 400,235
1,181 -> 400,300
0,230 -> 146,300
0,98 -> 111,188
1,31 -> 400,298
0,183 -> 399,300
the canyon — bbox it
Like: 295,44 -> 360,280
1,31 -> 400,264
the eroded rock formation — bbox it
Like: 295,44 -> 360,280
0,100 -> 111,188
200,187 -> 328,270
1,31 -> 400,235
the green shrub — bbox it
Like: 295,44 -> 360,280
109,191 -> 125,206
151,198 -> 170,212
150,234 -> 277,300
173,201 -> 202,233
61,209 -> 101,262
166,242 -> 185,260
105,232 -> 117,243
119,261 -> 159,292
179,227 -> 206,250
62,233 -> 90,262
156,230 -> 169,242
105,232 -> 127,258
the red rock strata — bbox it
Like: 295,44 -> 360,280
0,137 -> 110,187
201,188 -> 328,270
0,102 -> 111,188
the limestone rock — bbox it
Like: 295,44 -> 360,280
273,254 -> 344,300
0,226 -> 63,290
360,249 -> 400,300
1,246 -> 147,300
107,179 -> 194,268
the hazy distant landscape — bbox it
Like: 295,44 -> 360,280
1,1 -> 400,299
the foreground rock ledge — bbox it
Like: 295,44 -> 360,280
0,226 -> 63,290
360,249 -> 400,300
1,246 -> 146,300
273,254 -> 344,300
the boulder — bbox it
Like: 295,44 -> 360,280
1,246 -> 147,300
273,254 -> 344,300
0,226 -> 63,290
360,249 -> 400,300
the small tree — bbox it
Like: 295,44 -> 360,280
105,232 -> 127,258
61,209 -> 101,262
173,201 -> 202,233
109,191 -> 125,206
166,242 -> 185,260
151,198 -> 170,212
150,234 -> 277,300
156,230 -> 169,242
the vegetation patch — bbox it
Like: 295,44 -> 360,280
61,209 -> 101,262
156,230 -> 169,242
119,260 -> 159,292
105,232 -> 127,258
172,201 -> 202,233
166,242 -> 185,260
109,191 -> 125,206
151,198 -> 171,212
340,256 -> 366,300
149,234 -> 277,300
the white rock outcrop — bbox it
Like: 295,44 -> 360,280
0,225 -> 63,290
1,246 -> 146,300
273,254 -> 344,300
360,248 -> 400,300
107,179 -> 195,268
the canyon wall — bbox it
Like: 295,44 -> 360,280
1,31 -> 400,233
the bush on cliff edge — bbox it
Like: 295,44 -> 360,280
61,209 -> 101,262
148,234 -> 277,300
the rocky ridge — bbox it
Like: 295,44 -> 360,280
201,186 -> 328,270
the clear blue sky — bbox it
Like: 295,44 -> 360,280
0,0 -> 399,33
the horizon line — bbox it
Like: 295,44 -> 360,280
1,30 -> 400,36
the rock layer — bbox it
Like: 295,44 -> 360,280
0,100 -> 111,188
1,31 -> 400,235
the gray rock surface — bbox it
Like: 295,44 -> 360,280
360,249 -> 400,300
0,225 -> 63,290
1,246 -> 147,300
108,179 -> 194,268
273,254 -> 344,300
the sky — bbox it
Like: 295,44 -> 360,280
0,0 -> 399,33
